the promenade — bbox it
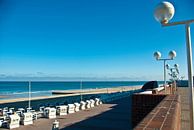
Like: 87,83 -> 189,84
1,96 -> 132,130
0,86 -> 189,130
177,87 -> 190,130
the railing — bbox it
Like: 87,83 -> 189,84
100,89 -> 141,103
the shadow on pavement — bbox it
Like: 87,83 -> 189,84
60,96 -> 132,130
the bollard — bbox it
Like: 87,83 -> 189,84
52,120 -> 59,130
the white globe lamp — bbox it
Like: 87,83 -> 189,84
169,50 -> 176,59
154,1 -> 175,24
154,51 -> 161,60
166,64 -> 170,69
174,64 -> 179,68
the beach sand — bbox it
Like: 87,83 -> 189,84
0,86 -> 141,104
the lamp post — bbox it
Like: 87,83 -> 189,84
154,50 -> 176,93
166,63 -> 180,80
28,81 -> 31,111
166,64 -> 180,93
80,80 -> 83,102
154,1 -> 194,129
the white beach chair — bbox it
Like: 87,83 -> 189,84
80,101 -> 86,110
39,106 -> 45,112
67,104 -> 75,114
0,120 -> 2,128
0,109 -> 3,116
3,109 -> 8,117
6,112 -> 12,117
74,103 -> 80,112
20,112 -> 33,125
30,110 -> 38,120
86,100 -> 91,109
7,114 -> 20,129
43,107 -> 49,117
99,99 -> 102,105
16,111 -> 22,117
9,108 -> 15,114
0,116 -> 4,127
44,108 -> 56,119
94,98 -> 100,106
56,105 -> 68,116
3,107 -> 8,111
36,111 -> 44,119
37,106 -> 44,118
90,99 -> 95,107
18,108 -> 25,113
27,108 -> 32,112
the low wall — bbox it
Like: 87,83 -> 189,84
132,94 -> 181,130
132,94 -> 166,128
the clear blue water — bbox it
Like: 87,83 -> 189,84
0,81 -> 163,100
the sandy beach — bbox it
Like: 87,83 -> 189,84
0,86 -> 142,112
0,86 -> 141,104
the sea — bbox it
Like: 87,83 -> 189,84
0,81 -> 163,100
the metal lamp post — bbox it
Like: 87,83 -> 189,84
166,64 -> 180,93
80,80 -> 83,102
154,50 -> 176,93
28,81 -> 31,111
166,63 -> 180,79
154,1 -> 194,129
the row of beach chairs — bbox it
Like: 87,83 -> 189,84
0,98 -> 102,129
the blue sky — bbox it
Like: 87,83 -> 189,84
0,0 -> 194,81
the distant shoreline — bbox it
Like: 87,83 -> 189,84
0,95 -> 9,99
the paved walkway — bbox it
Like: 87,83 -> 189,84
177,87 -> 190,130
1,87 -> 188,130
1,96 -> 132,130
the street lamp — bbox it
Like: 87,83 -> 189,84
166,63 -> 180,81
28,81 -> 31,112
154,1 -> 194,129
80,80 -> 83,102
166,63 -> 179,69
166,63 -> 180,94
154,50 -> 176,93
